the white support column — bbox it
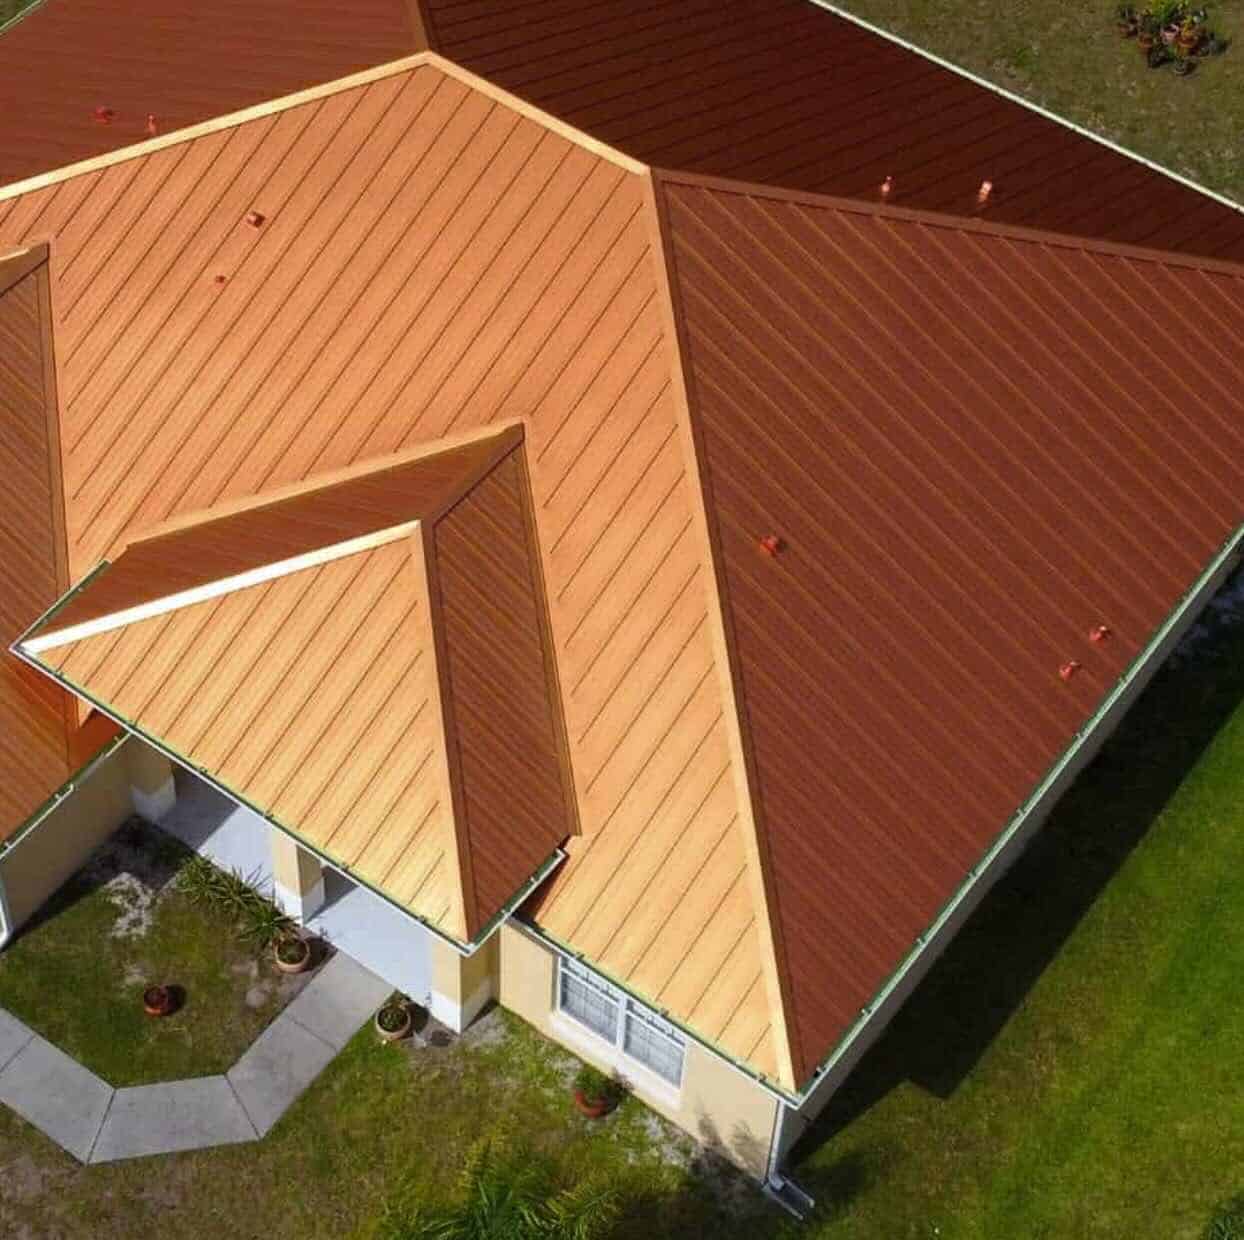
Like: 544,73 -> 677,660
125,741 -> 177,822
270,831 -> 326,922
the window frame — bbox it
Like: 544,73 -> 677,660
555,957 -> 686,1091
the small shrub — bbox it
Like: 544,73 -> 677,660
175,856 -> 292,949
1207,1195 -> 1244,1240
573,1064 -> 624,1105
377,994 -> 410,1033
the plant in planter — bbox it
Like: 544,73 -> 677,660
235,891 -> 294,950
273,929 -> 312,974
142,984 -> 175,1017
375,993 -> 413,1042
1122,0 -> 1225,66
572,1064 -> 625,1119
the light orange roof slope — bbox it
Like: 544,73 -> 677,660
22,432 -> 575,941
652,168 -> 1244,1084
0,54 -> 788,1082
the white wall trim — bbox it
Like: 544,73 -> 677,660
23,521 -> 419,655
273,875 -> 327,923
130,777 -> 176,824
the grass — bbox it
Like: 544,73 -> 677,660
0,820 -> 301,1087
832,0 -> 1244,204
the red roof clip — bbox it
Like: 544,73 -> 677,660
758,534 -> 783,557
212,274 -> 227,286
245,210 -> 266,228
93,105 -> 115,125
1089,624 -> 1111,644
1059,660 -> 1081,682
880,175 -> 894,197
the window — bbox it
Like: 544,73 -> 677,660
558,959 -> 618,1041
556,958 -> 686,1088
623,1005 -> 685,1085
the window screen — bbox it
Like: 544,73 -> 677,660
558,962 -> 619,1042
623,1006 -> 685,1085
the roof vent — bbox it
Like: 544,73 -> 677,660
93,106 -> 115,125
759,534 -> 783,556
212,274 -> 227,286
146,113 -> 159,136
977,179 -> 994,205
1089,624 -> 1111,643
245,210 -> 266,228
1059,660 -> 1081,682
880,175 -> 894,197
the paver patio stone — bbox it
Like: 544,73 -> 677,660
282,952 -> 391,1052
0,1036 -> 112,1162
0,1007 -> 34,1073
90,1076 -> 257,1162
227,1012 -> 338,1137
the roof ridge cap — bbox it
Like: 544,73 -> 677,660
652,166 -> 1244,280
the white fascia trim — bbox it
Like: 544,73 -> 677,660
808,0 -> 1244,221
23,520 -> 419,655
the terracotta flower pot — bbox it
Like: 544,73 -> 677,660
375,1003 -> 412,1042
273,935 -> 311,975
573,1089 -> 615,1119
1177,27 -> 1200,49
1137,30 -> 1156,49
143,985 -> 174,1017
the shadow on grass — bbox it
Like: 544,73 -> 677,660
9,815 -> 191,946
793,570 -> 1244,1162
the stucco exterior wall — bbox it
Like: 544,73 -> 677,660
774,539 -> 1244,1171
0,739 -> 133,933
498,921 -> 779,1178
430,931 -> 498,1031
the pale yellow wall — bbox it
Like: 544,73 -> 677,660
124,740 -> 173,796
270,830 -> 322,896
498,922 -> 779,1178
432,932 -> 498,1006
0,740 -> 133,931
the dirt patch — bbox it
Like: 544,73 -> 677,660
78,818 -> 187,941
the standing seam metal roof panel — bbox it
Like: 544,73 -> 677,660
421,0 -> 1244,261
655,170 -> 1244,1082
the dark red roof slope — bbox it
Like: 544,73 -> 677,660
423,0 -> 1244,261
0,0 -> 420,186
428,448 -> 576,935
655,171 -> 1244,1082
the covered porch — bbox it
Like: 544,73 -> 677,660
157,769 -> 435,1010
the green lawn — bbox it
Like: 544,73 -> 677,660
833,0 -> 1244,205
0,820 -> 302,1086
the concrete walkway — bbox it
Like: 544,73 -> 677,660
0,951 -> 391,1164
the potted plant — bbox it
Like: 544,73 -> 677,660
572,1064 -> 624,1119
273,929 -> 312,974
143,984 -> 175,1017
1116,4 -> 1139,34
375,994 -> 412,1042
